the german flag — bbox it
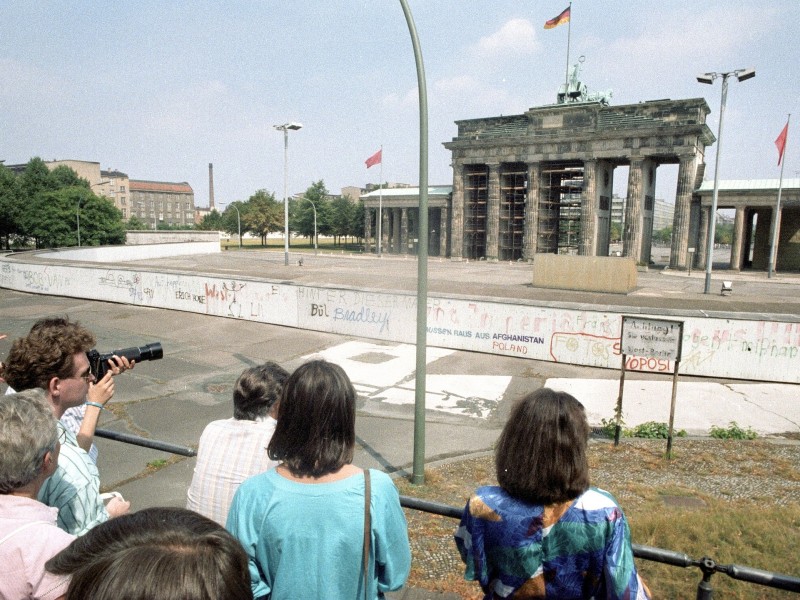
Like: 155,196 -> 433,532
544,6 -> 570,29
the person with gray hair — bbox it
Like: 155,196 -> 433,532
0,389 -> 75,600
187,361 -> 290,526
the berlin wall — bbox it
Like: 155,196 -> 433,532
1,255 -> 798,383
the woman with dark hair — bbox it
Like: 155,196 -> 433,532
227,359 -> 411,600
45,507 -> 252,600
455,388 -> 650,600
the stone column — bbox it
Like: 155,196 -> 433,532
439,204 -> 449,257
393,208 -> 402,253
364,207 -> 372,253
450,163 -> 464,260
486,164 -> 500,261
769,205 -> 783,272
696,206 -> 709,270
623,160 -> 644,263
640,160 -> 656,265
400,208 -> 409,254
381,207 -> 390,254
580,160 -> 597,256
730,206 -> 745,270
524,163 -> 540,261
670,156 -> 697,270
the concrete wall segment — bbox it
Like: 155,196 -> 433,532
1,250 -> 798,384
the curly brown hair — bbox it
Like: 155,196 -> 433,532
1,316 -> 95,392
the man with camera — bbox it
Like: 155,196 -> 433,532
0,316 -> 132,535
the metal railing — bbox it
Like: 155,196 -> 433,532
397,496 -> 800,598
96,429 -> 800,598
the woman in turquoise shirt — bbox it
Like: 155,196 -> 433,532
227,359 -> 411,600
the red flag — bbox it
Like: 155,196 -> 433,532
775,122 -> 789,166
544,6 -> 570,29
365,149 -> 382,169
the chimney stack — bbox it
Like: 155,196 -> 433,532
208,163 -> 215,210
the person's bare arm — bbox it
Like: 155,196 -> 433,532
76,356 -> 133,453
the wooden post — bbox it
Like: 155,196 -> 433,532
615,353 -> 627,446
666,359 -> 681,458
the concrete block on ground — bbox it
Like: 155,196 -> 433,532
532,254 -> 637,293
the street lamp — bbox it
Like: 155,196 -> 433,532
274,122 -> 303,265
697,67 -> 755,293
78,180 -> 110,247
299,197 -> 317,254
221,203 -> 242,249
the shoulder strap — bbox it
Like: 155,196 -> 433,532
363,468 -> 371,600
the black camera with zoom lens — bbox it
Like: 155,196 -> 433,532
86,342 -> 164,380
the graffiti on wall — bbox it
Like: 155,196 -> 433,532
0,257 -> 797,383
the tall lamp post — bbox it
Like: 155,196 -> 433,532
697,67 -> 755,293
274,122 -> 303,265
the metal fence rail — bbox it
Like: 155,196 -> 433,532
95,429 -> 800,597
399,496 -> 800,598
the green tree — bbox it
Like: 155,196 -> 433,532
652,226 -> 672,245
715,222 -> 733,245
243,191 -> 281,245
4,158 -> 126,248
220,202 -> 247,239
0,164 -> 22,249
197,210 -> 224,231
292,181 -> 330,244
125,215 -> 150,230
21,187 -> 125,248
79,191 -> 126,245
610,221 -> 622,243
328,195 -> 355,245
49,165 -> 85,189
349,200 -> 366,243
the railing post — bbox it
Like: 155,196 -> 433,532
696,557 -> 717,600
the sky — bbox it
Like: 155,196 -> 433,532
2,1 -> 799,209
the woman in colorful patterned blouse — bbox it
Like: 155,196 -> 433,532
454,388 -> 650,599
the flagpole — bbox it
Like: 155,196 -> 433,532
564,2 -> 572,89
378,145 -> 383,257
768,114 -> 790,278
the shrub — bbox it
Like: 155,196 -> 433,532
630,421 -> 687,439
598,419 -> 686,439
709,422 -> 757,440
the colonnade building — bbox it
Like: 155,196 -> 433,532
364,97 -> 715,269
361,97 -> 799,272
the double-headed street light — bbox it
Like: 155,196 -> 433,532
274,122 -> 302,265
697,67 -> 755,293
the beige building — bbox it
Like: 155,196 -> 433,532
99,170 -> 131,219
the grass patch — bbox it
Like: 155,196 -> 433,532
394,439 -> 800,599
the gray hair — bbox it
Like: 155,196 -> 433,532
0,388 -> 59,493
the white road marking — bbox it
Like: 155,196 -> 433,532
304,342 -> 511,418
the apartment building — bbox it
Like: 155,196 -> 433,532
129,180 -> 195,227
